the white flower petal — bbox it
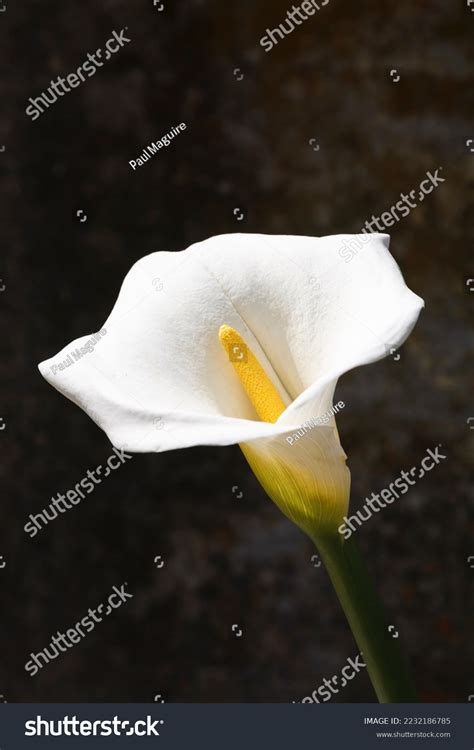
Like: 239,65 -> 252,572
38,233 -> 423,452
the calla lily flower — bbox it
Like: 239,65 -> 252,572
38,233 -> 422,536
38,232 -> 423,703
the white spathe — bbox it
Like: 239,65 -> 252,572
38,233 -> 424,456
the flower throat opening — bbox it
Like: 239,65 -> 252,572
218,324 -> 286,424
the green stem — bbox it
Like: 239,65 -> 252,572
313,531 -> 418,703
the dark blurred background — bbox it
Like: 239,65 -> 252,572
0,0 -> 472,702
